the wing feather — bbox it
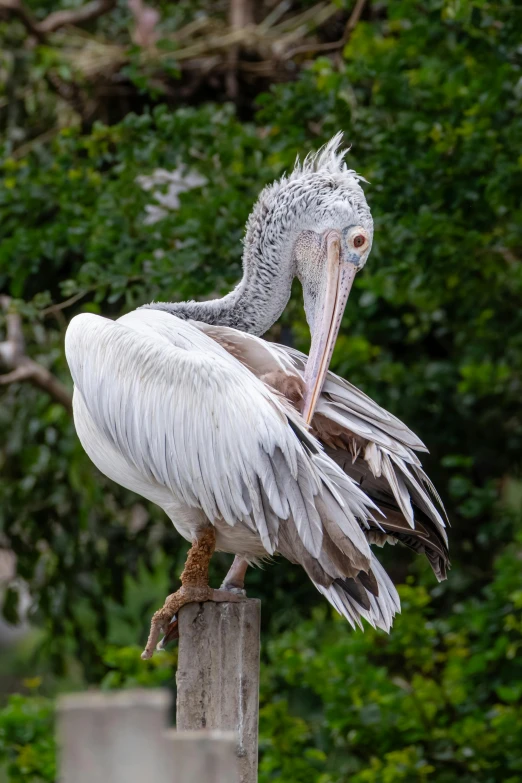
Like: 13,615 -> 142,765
195,323 -> 449,582
66,309 -> 377,565
68,309 -> 450,635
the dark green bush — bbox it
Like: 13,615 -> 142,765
1,517 -> 520,782
1,0 -> 521,780
0,692 -> 55,783
259,518 -> 522,782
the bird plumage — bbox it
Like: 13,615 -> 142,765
198,321 -> 449,583
65,134 -> 449,638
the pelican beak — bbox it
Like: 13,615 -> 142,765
301,230 -> 358,425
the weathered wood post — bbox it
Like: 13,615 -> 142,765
176,598 -> 261,783
57,690 -> 240,783
57,689 -> 172,783
165,730 -> 238,782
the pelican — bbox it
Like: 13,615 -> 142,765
65,135 -> 449,660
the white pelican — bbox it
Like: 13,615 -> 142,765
65,135 -> 449,659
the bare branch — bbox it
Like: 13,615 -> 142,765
11,126 -> 63,161
0,365 -> 34,385
40,290 -> 90,318
0,0 -> 46,41
342,0 -> 368,40
0,298 -> 72,414
283,0 -> 368,60
495,246 -> 520,266
1,0 -> 362,140
0,295 -> 25,358
0,0 -> 116,40
40,0 -> 116,33
7,359 -> 73,412
226,0 -> 255,100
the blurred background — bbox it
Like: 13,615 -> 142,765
0,0 -> 521,780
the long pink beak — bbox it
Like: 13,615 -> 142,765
301,231 -> 358,425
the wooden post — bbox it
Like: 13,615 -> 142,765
176,598 -> 261,783
57,689 -> 172,783
58,690 -> 240,783
164,730 -> 238,782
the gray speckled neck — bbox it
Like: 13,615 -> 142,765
142,134 -> 372,336
140,254 -> 294,337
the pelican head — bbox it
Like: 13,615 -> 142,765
148,133 -> 373,425
247,133 -> 373,423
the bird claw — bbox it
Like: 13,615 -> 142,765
157,614 -> 179,651
141,586 -> 243,660
219,584 -> 247,597
210,588 -> 243,602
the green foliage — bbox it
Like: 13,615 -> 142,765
100,645 -> 177,691
0,692 -> 55,783
1,1 -> 520,668
0,101 -> 308,675
258,0 -> 522,485
1,521 -> 520,782
0,105 -> 269,304
0,0 -> 521,780
259,522 -> 522,783
0,644 -> 175,782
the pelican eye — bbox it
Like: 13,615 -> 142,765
353,234 -> 366,249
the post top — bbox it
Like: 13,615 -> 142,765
58,688 -> 172,712
164,729 -> 237,743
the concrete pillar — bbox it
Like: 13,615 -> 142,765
57,689 -> 172,783
176,599 -> 261,783
164,730 -> 238,783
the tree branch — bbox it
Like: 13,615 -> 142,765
0,365 -> 34,385
0,0 -> 45,41
226,0 -> 255,100
1,0 -> 363,129
40,0 -> 116,33
0,297 -> 72,414
283,0 -> 368,60
40,290 -> 90,318
0,0 -> 116,40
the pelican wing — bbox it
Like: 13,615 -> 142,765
279,345 -> 449,579
66,309 -> 413,631
66,309 -> 372,562
196,323 -> 449,581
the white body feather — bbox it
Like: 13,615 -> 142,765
65,134 -> 448,633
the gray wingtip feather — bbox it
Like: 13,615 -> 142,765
314,553 -> 401,633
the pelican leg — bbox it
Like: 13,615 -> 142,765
141,526 -> 241,660
220,555 -> 249,595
